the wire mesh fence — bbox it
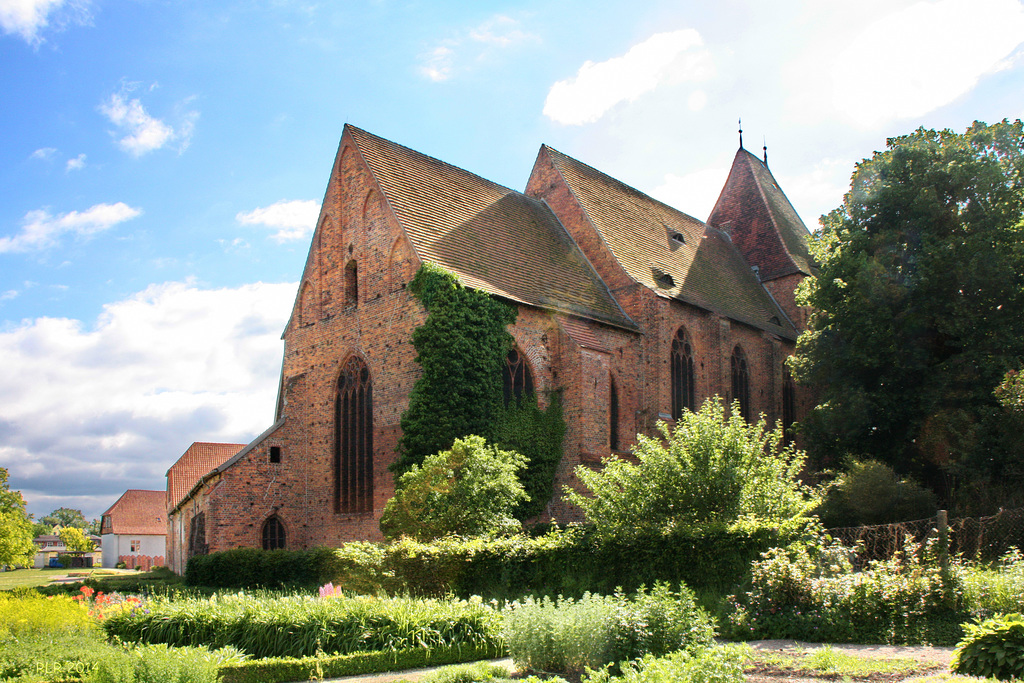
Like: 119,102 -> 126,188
826,506 -> 1024,564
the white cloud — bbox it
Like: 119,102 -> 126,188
0,0 -> 64,43
66,153 -> 86,171
543,29 -> 714,126
30,147 -> 57,160
418,14 -> 537,82
651,166 -> 729,221
236,199 -> 321,242
827,0 -> 1024,127
0,289 -> 18,301
0,280 -> 295,519
776,158 -> 853,228
0,202 -> 141,253
99,90 -> 198,156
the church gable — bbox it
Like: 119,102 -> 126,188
707,148 -> 816,282
533,144 -> 797,340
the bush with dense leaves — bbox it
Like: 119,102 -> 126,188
723,535 -> 970,645
503,583 -> 715,674
815,459 -> 936,527
951,613 -> 1024,680
566,398 -> 818,540
86,643 -> 245,683
583,645 -> 750,683
184,546 -> 341,589
380,435 -> 528,541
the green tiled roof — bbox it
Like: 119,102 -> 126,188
347,126 -> 635,330
541,146 -> 798,339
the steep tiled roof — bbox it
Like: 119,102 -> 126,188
101,490 -> 166,536
540,146 -> 798,339
166,442 -> 244,511
707,148 -> 815,281
346,126 -> 636,330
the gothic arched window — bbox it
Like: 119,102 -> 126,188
502,347 -> 534,406
261,515 -> 286,550
731,345 -> 751,421
782,365 -> 796,441
344,260 -> 358,307
334,356 -> 373,514
609,374 -> 620,451
671,328 -> 696,419
187,512 -> 206,559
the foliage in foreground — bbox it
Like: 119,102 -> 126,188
380,435 -> 529,542
86,643 -> 245,683
582,645 -> 750,683
951,612 -> 1024,681
964,548 -> 1024,616
0,468 -> 36,569
101,591 -> 502,659
567,398 -> 819,540
503,583 -> 715,674
723,535 -> 971,645
791,119 -> 1024,504
0,589 -> 104,681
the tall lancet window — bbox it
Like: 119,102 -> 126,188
731,345 -> 751,422
335,356 -> 373,513
671,328 -> 696,419
502,347 -> 534,407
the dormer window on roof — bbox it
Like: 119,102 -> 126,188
652,267 -> 675,289
670,231 -> 685,245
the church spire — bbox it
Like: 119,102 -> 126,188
763,137 -> 768,166
738,118 -> 743,149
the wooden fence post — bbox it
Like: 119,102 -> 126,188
937,510 -> 949,571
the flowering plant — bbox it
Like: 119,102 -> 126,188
72,585 -> 146,621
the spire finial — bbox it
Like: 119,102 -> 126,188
763,136 -> 768,166
738,118 -> 743,149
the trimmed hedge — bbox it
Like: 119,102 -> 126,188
185,546 -> 341,589
218,643 -> 505,683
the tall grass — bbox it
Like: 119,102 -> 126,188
503,584 -> 715,674
964,548 -> 1024,615
102,591 -> 503,659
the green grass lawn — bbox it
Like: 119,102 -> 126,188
0,567 -> 132,591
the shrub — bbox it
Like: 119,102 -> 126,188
102,591 -> 503,659
503,583 -> 715,674
583,645 -> 750,683
380,435 -> 529,541
184,546 -> 341,589
951,613 -> 1024,680
86,643 -> 243,683
566,398 -> 818,540
815,459 -> 937,527
723,535 -> 970,645
0,590 -> 106,681
964,548 -> 1024,615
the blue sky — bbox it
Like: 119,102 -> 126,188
3,0 -> 1024,522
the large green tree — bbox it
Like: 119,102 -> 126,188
791,120 -> 1024,506
41,507 -> 89,530
0,468 -> 37,568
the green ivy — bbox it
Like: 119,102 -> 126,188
394,263 -> 517,474
492,392 -> 566,520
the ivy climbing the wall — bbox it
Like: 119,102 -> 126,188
394,263 -> 517,475
493,393 -> 565,520
395,263 -> 566,522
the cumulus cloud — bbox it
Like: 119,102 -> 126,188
100,90 -> 198,156
236,199 -> 321,242
0,280 -> 295,519
66,153 -> 86,171
418,14 -> 538,82
0,0 -> 64,43
0,202 -> 141,253
825,0 -> 1024,126
543,29 -> 714,126
30,147 -> 57,161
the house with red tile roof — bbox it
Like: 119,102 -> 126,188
168,125 -> 816,567
100,489 -> 166,569
164,442 -> 244,573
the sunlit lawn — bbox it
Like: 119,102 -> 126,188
0,567 -> 132,591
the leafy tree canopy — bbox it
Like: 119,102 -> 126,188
380,435 -> 528,541
0,467 -> 37,567
566,398 -> 819,539
41,507 -> 89,530
791,120 -> 1024,503
58,526 -> 96,553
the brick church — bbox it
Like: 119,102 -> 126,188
166,125 -> 816,573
